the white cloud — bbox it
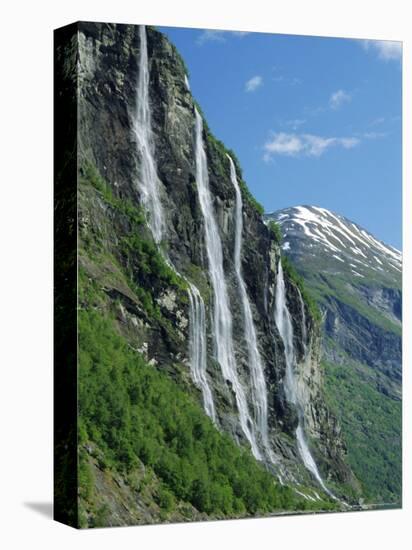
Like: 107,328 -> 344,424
245,75 -> 263,92
329,89 -> 352,110
263,132 -> 360,160
361,40 -> 402,61
197,29 -> 250,45
264,133 -> 303,156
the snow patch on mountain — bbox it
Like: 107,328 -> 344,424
266,205 -> 402,281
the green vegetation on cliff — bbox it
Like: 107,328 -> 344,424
305,271 -> 401,337
323,359 -> 401,504
281,255 -> 322,323
268,220 -> 282,244
78,282 -> 334,522
74,17 -> 350,523
78,161 -> 336,524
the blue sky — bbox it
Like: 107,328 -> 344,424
159,26 -> 402,249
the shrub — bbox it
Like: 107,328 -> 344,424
268,220 -> 282,244
281,255 -> 321,323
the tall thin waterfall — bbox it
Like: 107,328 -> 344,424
274,261 -> 298,406
275,260 -> 334,497
188,283 -> 216,422
184,74 -> 191,91
194,108 -> 261,460
134,26 -> 215,422
134,25 -> 164,244
227,155 -> 274,461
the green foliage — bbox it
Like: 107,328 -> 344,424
323,360 -> 401,503
80,160 -> 187,316
321,274 -> 401,337
286,257 -> 401,338
78,301 -> 333,517
78,161 -> 335,519
170,41 -> 190,79
121,233 -> 187,292
268,220 -> 282,244
281,255 -> 321,323
81,161 -> 146,225
78,449 -> 94,502
156,486 -> 175,513
119,231 -> 189,335
91,504 -> 110,528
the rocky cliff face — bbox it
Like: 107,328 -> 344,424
72,23 -> 357,524
267,206 -> 402,503
267,206 -> 402,395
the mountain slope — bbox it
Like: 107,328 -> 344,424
54,23 -> 363,526
266,205 -> 402,504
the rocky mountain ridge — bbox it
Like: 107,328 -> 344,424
56,22 -> 361,527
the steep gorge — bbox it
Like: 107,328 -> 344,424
57,22 -> 361,526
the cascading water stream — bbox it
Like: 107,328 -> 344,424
134,26 -> 215,422
227,155 -> 275,462
274,259 -> 335,498
188,283 -> 216,422
184,74 -> 191,91
134,25 -> 164,244
274,261 -> 298,406
194,108 -> 261,460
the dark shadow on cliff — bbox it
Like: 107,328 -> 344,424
24,501 -> 53,519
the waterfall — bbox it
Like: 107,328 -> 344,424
134,25 -> 164,244
188,283 -> 216,422
295,424 -> 332,496
274,259 -> 334,497
134,26 -> 215,422
194,108 -> 261,460
227,155 -> 274,462
184,74 -> 191,91
274,261 -> 298,406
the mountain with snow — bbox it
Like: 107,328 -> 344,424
276,205 -> 401,284
266,205 -> 402,505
